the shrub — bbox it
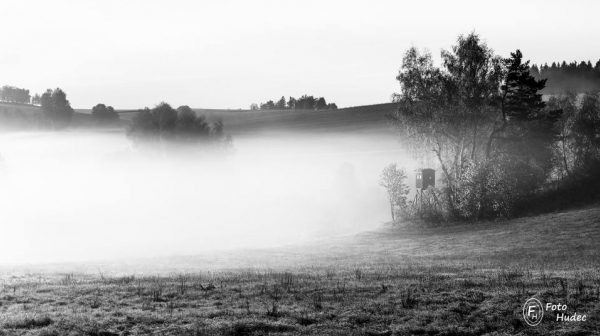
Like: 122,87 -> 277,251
91,103 -> 120,125
379,163 -> 410,222
126,102 -> 233,153
40,88 -> 74,129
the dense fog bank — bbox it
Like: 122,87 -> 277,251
0,131 -> 408,265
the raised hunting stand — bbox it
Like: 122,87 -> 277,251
412,168 -> 440,218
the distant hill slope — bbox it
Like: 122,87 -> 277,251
1,103 -> 125,129
118,103 -> 399,135
0,102 -> 41,116
3,102 -> 397,133
70,108 -> 95,127
72,109 -> 128,128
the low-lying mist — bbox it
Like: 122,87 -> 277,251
0,130 -> 410,265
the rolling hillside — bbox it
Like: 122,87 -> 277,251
0,102 -> 42,116
96,204 -> 600,273
0,103 -> 127,129
117,103 -> 399,135
2,205 -> 598,335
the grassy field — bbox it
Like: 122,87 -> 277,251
23,102 -> 399,133
0,103 -> 40,115
2,101 -> 598,335
116,103 -> 398,135
0,103 -> 127,129
1,206 -> 599,335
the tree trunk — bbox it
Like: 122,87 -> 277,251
471,109 -> 478,160
486,89 -> 509,159
433,145 -> 456,216
561,135 -> 571,177
476,161 -> 487,220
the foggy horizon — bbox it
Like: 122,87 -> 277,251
1,2 -> 599,334
0,128 -> 409,266
1,0 -> 600,109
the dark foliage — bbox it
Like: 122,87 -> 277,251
514,91 -> 600,215
175,105 -> 211,144
390,34 -> 563,222
126,102 -> 233,153
531,59 -> 600,93
502,50 -> 547,121
40,88 -> 74,130
253,94 -> 337,110
91,103 -> 120,125
0,85 -> 31,104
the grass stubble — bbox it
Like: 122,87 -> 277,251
0,206 -> 599,335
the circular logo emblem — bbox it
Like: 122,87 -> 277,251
523,298 -> 544,326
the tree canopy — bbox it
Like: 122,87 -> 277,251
40,88 -> 74,130
252,94 -> 337,110
0,86 -> 31,104
127,102 -> 232,153
531,59 -> 600,93
91,103 -> 120,125
390,33 -> 558,220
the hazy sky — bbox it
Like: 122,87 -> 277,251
1,0 -> 598,109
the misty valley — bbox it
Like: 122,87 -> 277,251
0,7 -> 600,335
0,129 -> 401,265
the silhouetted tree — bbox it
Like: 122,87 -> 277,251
315,97 -> 327,109
252,95 -> 337,111
0,86 -> 31,104
151,102 -> 178,138
91,103 -> 120,125
295,95 -> 316,110
287,96 -> 296,109
127,102 -> 233,153
260,100 -> 275,110
531,58 -> 600,92
486,49 -> 552,156
275,96 -> 286,109
40,88 -> 74,129
175,105 -> 211,144
390,33 -> 556,220
473,49 -> 560,218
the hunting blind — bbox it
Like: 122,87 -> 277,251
416,168 -> 435,189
